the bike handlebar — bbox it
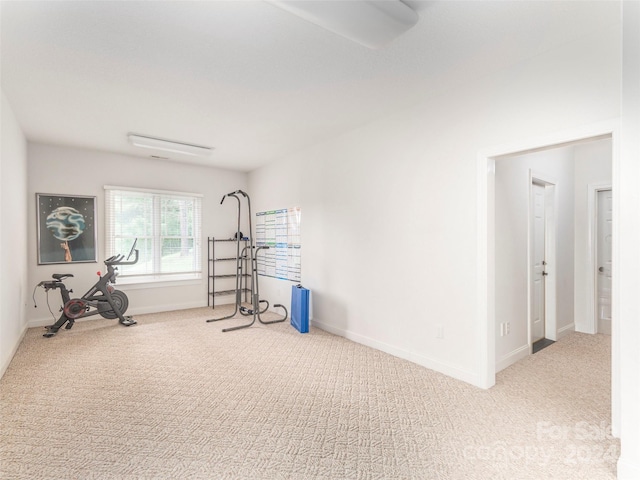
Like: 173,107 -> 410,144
118,249 -> 139,265
104,239 -> 139,267
104,249 -> 139,266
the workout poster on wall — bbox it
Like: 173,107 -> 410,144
255,207 -> 301,282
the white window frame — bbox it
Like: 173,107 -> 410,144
104,185 -> 203,286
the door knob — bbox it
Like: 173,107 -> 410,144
599,267 -> 604,272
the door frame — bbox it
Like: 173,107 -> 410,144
476,120 -> 618,436
588,184 -> 613,334
529,172 -> 557,348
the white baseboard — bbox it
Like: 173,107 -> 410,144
574,322 -> 595,334
27,301 -> 207,329
496,344 -> 530,373
311,319 -> 480,387
495,325 -> 576,374
0,323 -> 28,380
618,456 -> 640,479
557,322 -> 575,339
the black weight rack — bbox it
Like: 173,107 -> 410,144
207,237 -> 250,308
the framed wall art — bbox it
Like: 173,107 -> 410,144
36,193 -> 97,264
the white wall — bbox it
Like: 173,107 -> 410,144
617,1 -> 640,477
494,146 -> 575,371
248,24 -> 621,386
1,90 -> 28,377
27,143 -> 248,325
573,138 -> 612,333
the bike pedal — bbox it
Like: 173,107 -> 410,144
120,316 -> 136,326
65,321 -> 75,330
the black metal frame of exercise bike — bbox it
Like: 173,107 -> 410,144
37,242 -> 139,338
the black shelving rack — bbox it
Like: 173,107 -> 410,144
207,237 -> 250,308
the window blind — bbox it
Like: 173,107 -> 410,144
104,186 -> 202,280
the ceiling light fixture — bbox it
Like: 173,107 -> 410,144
267,0 -> 418,49
128,134 -> 213,157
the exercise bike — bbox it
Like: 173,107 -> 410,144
35,240 -> 139,338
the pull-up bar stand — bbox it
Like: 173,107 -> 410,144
206,189 -> 287,331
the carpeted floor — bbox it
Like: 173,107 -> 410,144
0,306 -> 618,479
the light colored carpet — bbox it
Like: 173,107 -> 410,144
1,306 -> 618,479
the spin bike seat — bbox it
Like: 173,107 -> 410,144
52,273 -> 74,280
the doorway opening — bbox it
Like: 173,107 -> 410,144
478,123 -> 617,430
493,139 -> 611,370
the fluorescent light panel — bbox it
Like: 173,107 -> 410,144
128,134 -> 213,157
267,0 -> 418,49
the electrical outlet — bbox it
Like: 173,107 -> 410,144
505,322 -> 511,335
436,324 -> 444,339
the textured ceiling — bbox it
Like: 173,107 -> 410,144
0,1 -> 620,172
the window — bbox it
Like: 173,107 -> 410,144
104,186 -> 202,283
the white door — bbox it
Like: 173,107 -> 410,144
596,189 -> 613,335
531,183 -> 546,343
